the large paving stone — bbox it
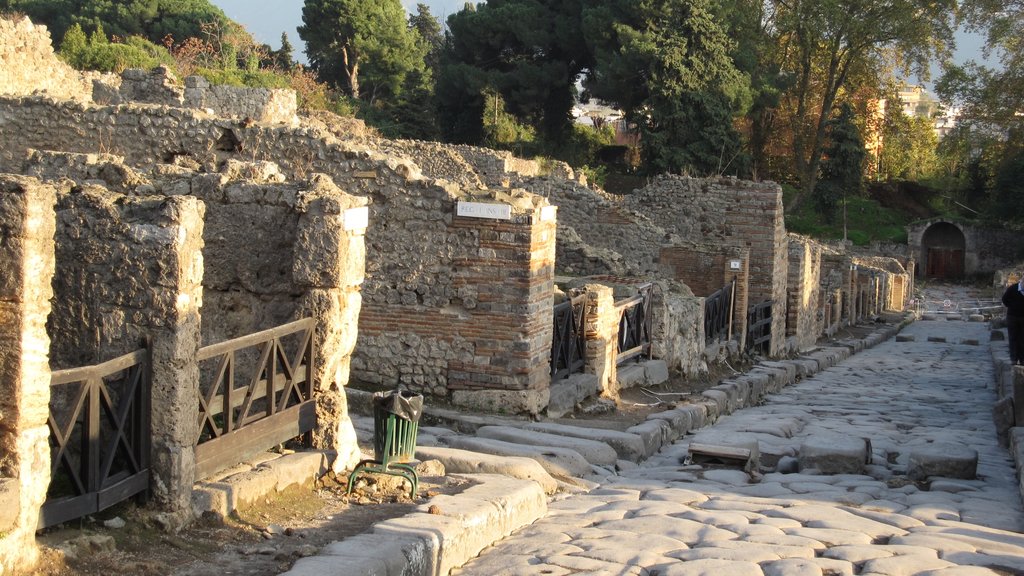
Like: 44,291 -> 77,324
799,434 -> 869,475
524,422 -> 646,461
475,425 -> 618,466
440,435 -> 592,478
907,443 -> 978,481
415,445 -> 558,493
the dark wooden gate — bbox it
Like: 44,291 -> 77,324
927,248 -> 964,279
704,280 -> 735,344
616,283 -> 654,365
551,293 -> 587,380
42,347 -> 151,528
195,318 -> 316,480
745,300 -> 772,354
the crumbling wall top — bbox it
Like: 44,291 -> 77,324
0,16 -> 92,101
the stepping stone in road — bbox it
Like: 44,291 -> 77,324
907,443 -> 978,481
798,434 -> 870,475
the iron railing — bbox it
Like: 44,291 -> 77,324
704,279 -> 735,344
745,300 -> 772,354
42,346 -> 151,528
551,293 -> 587,380
195,318 -> 316,480
616,283 -> 654,365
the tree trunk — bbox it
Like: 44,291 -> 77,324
342,45 -> 359,100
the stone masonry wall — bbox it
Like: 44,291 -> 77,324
48,184 -> 205,523
355,188 -> 556,415
0,175 -> 56,574
184,75 -> 298,125
186,169 -> 367,468
658,243 -> 750,348
625,176 -> 789,356
786,235 -> 824,353
524,175 -> 673,278
31,148 -> 369,473
0,92 -> 557,414
0,17 -> 92,102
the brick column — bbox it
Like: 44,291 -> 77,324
0,175 -> 56,574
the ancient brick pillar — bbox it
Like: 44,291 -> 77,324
0,175 -> 56,573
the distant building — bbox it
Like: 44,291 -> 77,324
897,84 -> 958,139
572,100 -> 639,147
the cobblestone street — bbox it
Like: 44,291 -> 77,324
455,307 -> 1024,575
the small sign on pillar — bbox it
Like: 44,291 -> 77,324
456,201 -> 512,220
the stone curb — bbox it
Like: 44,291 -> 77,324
191,451 -> 332,519
278,473 -> 547,576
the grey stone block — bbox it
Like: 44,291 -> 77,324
626,419 -> 670,458
644,359 -> 670,386
799,434 -> 869,475
616,364 -> 646,390
440,435 -> 592,479
524,422 -> 645,462
907,443 -> 978,481
896,334 -> 916,342
474,425 -> 618,466
415,445 -> 558,493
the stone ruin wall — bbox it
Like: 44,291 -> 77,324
528,175 -> 674,279
625,176 -> 790,356
787,235 -> 824,352
852,255 -> 911,312
0,17 -> 92,102
0,175 -> 56,575
184,75 -> 298,125
9,150 -> 371,523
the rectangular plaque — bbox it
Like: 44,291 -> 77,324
540,205 -> 558,222
456,201 -> 512,220
343,206 -> 369,231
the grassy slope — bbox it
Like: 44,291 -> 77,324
783,184 -> 927,245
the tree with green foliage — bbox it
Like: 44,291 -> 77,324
298,0 -> 426,104
581,0 -> 751,175
815,103 -> 866,224
409,3 -> 442,73
878,105 -> 938,182
936,0 -> 1024,224
274,32 -> 294,70
771,0 -> 955,209
1,0 -> 228,48
437,0 -> 592,149
58,21 -> 174,72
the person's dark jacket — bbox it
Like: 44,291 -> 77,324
1003,283 -> 1024,318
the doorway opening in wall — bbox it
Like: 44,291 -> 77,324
921,222 -> 966,279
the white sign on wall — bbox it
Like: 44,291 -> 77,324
456,201 -> 512,220
342,206 -> 369,231
729,259 -> 742,271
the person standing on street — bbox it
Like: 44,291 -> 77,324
1003,275 -> 1024,365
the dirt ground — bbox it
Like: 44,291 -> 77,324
33,470 -> 470,576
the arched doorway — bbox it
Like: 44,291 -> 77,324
921,222 -> 966,278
